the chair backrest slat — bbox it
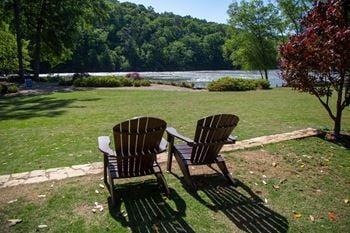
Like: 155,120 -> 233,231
191,114 -> 239,164
113,117 -> 166,176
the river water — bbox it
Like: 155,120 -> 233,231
43,70 -> 284,88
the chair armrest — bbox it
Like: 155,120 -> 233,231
228,135 -> 237,143
166,127 -> 194,146
159,138 -> 167,152
98,136 -> 115,156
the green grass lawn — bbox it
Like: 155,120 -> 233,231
0,137 -> 349,232
0,88 -> 349,174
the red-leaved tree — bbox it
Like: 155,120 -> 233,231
279,0 -> 350,136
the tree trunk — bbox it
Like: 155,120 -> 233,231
264,69 -> 268,80
13,0 -> 24,82
333,72 -> 345,137
333,111 -> 342,137
33,0 -> 46,79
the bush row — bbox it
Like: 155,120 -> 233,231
0,84 -> 18,95
153,80 -> 194,88
208,77 -> 270,91
72,76 -> 151,87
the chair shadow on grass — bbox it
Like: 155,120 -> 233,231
183,174 -> 289,233
108,180 -> 195,233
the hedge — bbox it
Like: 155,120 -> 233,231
208,77 -> 270,91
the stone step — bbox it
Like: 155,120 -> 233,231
0,128 -> 320,188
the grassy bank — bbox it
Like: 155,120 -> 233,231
0,88 -> 349,174
0,137 -> 349,232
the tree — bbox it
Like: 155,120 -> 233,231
225,0 -> 281,80
21,0 -> 109,78
279,0 -> 350,137
277,0 -> 313,34
0,22 -> 30,74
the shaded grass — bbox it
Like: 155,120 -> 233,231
0,88 -> 349,174
0,137 -> 349,232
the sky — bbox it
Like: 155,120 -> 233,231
118,0 -> 234,24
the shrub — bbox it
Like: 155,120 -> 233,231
47,75 -> 61,83
208,77 -> 263,91
133,80 -> 141,87
73,76 -> 121,87
120,77 -> 133,87
254,79 -> 270,89
7,85 -> 18,93
138,80 -> 151,86
0,84 -> 18,94
58,77 -> 73,86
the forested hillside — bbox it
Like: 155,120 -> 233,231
42,1 -> 232,72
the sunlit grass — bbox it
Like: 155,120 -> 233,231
0,88 -> 349,174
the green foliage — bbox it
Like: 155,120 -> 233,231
277,0 -> 313,34
73,76 -> 151,87
119,77 -> 133,87
46,1 -> 232,72
133,80 -> 141,87
254,79 -> 270,89
208,77 -> 270,91
0,84 -> 18,95
0,22 -> 30,74
73,76 -> 121,87
225,0 -> 281,80
7,85 -> 18,93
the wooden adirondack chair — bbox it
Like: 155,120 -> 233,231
166,114 -> 239,190
98,117 -> 170,205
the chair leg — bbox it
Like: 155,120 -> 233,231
174,153 -> 196,191
107,168 -> 119,206
155,172 -> 170,197
103,155 -> 109,188
216,156 -> 238,186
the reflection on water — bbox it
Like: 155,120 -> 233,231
41,70 -> 284,88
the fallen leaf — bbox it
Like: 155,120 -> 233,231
328,212 -> 337,221
7,219 -> 22,226
38,224 -> 48,229
95,190 -> 99,194
344,199 -> 349,204
300,164 -> 305,168
38,194 -> 46,198
309,215 -> 315,222
262,180 -> 267,185
264,198 -> 268,203
293,212 -> 302,218
262,175 -> 267,178
7,199 -> 18,204
273,185 -> 280,190
99,184 -> 105,189
249,171 -> 254,174
272,162 -> 278,167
